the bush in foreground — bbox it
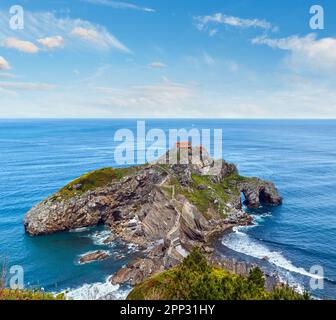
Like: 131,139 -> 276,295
128,248 -> 310,300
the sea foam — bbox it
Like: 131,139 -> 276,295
89,230 -> 114,246
222,226 -> 323,281
64,278 -> 130,300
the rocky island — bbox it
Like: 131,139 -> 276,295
24,145 -> 282,289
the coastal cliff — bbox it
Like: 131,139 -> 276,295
24,147 -> 282,285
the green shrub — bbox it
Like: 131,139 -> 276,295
128,249 -> 310,301
248,267 -> 265,289
0,288 -> 65,300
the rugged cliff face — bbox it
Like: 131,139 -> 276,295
24,147 -> 282,285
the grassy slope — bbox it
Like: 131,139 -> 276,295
0,288 -> 64,300
167,172 -> 254,219
54,166 -> 146,200
127,249 -> 310,300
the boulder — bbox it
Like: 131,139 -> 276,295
110,258 -> 162,286
79,250 -> 110,264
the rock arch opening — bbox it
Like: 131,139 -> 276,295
112,210 -> 123,221
239,185 -> 282,209
240,191 -> 246,208
240,188 -> 260,209
259,188 -> 272,204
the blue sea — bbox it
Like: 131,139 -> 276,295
0,119 -> 335,299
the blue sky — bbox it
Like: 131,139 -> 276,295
0,0 -> 336,118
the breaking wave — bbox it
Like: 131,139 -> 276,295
69,227 -> 92,233
222,226 -> 323,281
88,230 -> 114,246
64,278 -> 130,300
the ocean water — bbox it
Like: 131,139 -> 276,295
0,119 -> 335,299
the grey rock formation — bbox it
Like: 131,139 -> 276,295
79,250 -> 110,264
238,179 -> 282,209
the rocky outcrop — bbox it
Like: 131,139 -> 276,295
79,250 -> 110,264
238,179 -> 282,209
24,146 -> 282,286
24,197 -> 103,236
110,258 -> 164,286
24,167 -> 168,236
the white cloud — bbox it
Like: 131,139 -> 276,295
71,26 -> 130,52
252,33 -> 336,73
86,77 -> 336,118
0,10 -> 130,53
96,78 -> 192,109
2,75 -> 336,118
2,38 -> 39,53
148,61 -> 167,69
71,27 -> 99,42
0,81 -> 55,96
0,87 -> 16,96
203,52 -> 215,66
0,56 -> 10,70
0,73 -> 15,78
84,0 -> 155,13
209,29 -> 218,37
195,13 -> 275,34
228,61 -> 239,72
37,35 -> 64,49
0,81 -> 55,90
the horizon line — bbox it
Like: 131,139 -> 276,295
1,117 -> 336,121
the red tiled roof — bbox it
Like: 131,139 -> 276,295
176,141 -> 192,148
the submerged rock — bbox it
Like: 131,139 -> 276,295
79,250 -> 110,264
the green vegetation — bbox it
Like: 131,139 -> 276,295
0,288 -> 65,300
55,166 -> 145,200
166,172 -> 252,219
182,175 -> 222,218
127,249 -> 310,300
